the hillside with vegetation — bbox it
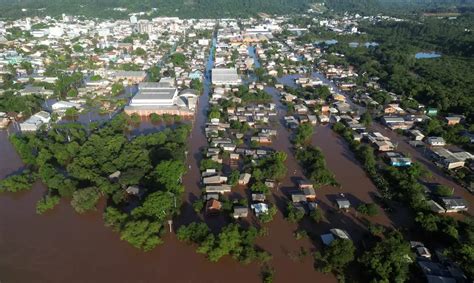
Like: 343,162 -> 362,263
1,0 -> 474,19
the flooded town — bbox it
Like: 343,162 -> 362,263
0,5 -> 473,283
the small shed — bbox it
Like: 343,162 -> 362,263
125,186 -> 140,195
233,206 -> 249,219
336,198 -> 351,210
108,171 -> 121,181
238,173 -> 251,185
321,228 -> 351,246
252,193 -> 266,202
265,180 -> 275,189
292,193 -> 307,203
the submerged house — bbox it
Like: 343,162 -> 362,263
336,198 -> 351,210
233,206 -> 249,219
440,197 -> 468,213
321,228 -> 351,246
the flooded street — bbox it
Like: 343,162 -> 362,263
311,125 -> 412,232
264,86 -> 401,247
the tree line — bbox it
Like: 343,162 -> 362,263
1,113 -> 191,251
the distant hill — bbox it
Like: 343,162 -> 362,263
0,0 -> 472,19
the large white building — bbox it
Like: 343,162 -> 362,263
129,82 -> 178,107
212,68 -> 241,86
125,81 -> 197,117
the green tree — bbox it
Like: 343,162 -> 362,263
65,107 -> 79,117
103,206 -> 128,231
315,239 -> 355,275
177,222 -> 211,243
360,112 -> 372,127
132,47 -> 146,57
286,203 -> 305,223
154,160 -> 186,193
259,205 -> 277,223
200,158 -> 222,171
228,170 -> 240,186
149,113 -> 162,123
208,109 -> 221,120
71,187 -> 100,213
0,170 -> 36,192
311,209 -> 324,223
294,123 -> 314,145
434,185 -> 453,197
190,79 -> 203,93
357,203 -> 379,216
131,191 -> 175,221
449,244 -> 474,278
120,219 -> 163,251
147,66 -> 161,82
36,195 -> 60,214
359,231 -> 412,282
111,82 -> 124,96
170,53 -> 186,67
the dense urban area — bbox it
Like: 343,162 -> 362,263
0,1 -> 473,282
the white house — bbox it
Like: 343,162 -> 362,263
19,111 -> 51,132
426,137 -> 446,147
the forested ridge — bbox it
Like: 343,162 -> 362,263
0,0 -> 473,19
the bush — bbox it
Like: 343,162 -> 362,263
311,209 -> 324,223
200,158 -> 222,171
368,223 -> 385,236
149,113 -> 162,123
261,265 -> 275,283
71,187 -> 100,213
294,230 -> 308,240
178,223 -> 267,264
103,206 -> 128,232
259,205 -> 277,223
193,199 -> 205,212
434,185 -> 453,197
120,219 -> 163,251
251,182 -> 270,194
296,146 -> 338,187
130,113 -> 141,124
228,170 -> 240,186
0,170 -> 37,192
357,203 -> 379,216
286,203 -> 305,223
36,195 -> 60,214
294,123 -> 314,145
315,239 -> 355,275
